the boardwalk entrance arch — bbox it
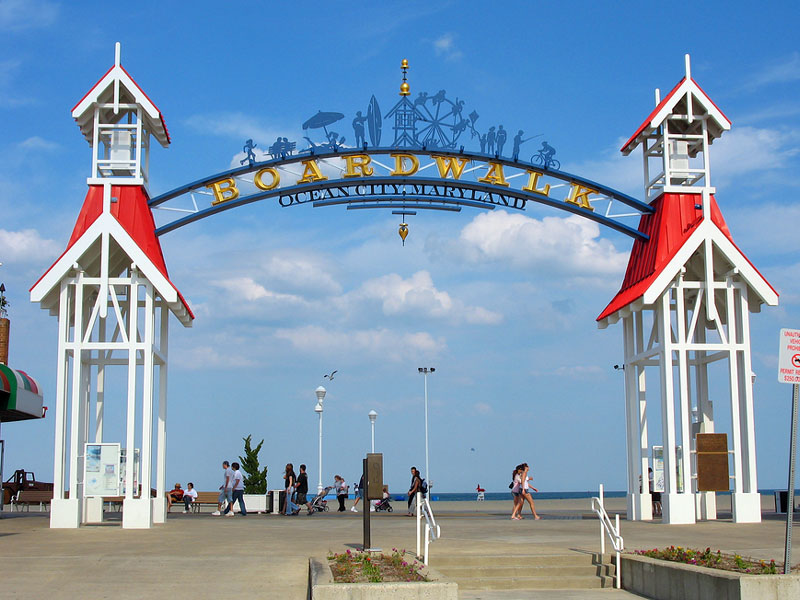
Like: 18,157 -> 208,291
31,46 -> 777,528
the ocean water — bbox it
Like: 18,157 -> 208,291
388,491 -> 627,502
382,489 -> 796,502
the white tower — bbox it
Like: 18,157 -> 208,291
598,56 -> 778,524
31,44 -> 192,529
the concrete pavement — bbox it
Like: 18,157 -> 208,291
0,496 -> 796,599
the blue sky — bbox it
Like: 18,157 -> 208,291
1,1 -> 799,495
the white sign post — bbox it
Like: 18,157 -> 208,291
778,328 -> 800,574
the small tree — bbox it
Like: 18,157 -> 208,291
239,434 -> 268,494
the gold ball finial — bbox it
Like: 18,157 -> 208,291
399,58 -> 410,96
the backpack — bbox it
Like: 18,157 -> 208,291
420,479 -> 428,494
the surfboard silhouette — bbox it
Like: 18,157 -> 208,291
367,95 -> 381,147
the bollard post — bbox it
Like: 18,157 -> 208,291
785,383 -> 798,574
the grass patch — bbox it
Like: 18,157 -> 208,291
633,546 -> 779,574
327,548 -> 429,583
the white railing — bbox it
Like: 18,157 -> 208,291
415,491 -> 440,565
591,484 -> 623,589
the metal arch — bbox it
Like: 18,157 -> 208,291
149,147 -> 652,240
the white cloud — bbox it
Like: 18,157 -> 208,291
172,344 -> 257,370
18,136 -> 59,152
745,52 -> 800,90
347,270 -> 502,325
563,138 -> 643,197
275,325 -> 445,362
0,58 -> 33,108
473,402 -> 493,415
259,253 -> 342,296
433,210 -> 628,277
213,276 -> 304,304
185,112 -> 292,159
433,33 -> 463,61
711,126 -> 800,182
0,228 -> 60,262
0,0 -> 58,31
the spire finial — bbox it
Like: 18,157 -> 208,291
684,53 -> 691,80
399,58 -> 410,96
115,42 -> 121,68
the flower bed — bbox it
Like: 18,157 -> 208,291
327,549 -> 428,583
633,546 -> 779,575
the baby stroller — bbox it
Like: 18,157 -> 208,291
374,496 -> 393,512
309,486 -> 333,513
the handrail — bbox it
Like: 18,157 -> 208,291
415,491 -> 441,565
591,485 -> 623,589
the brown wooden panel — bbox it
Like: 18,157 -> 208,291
366,453 -> 383,500
697,453 -> 729,492
696,433 -> 728,453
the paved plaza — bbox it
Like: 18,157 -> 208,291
0,496 -> 797,599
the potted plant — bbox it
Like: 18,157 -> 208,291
238,434 -> 268,513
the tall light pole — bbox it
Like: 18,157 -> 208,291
368,410 -> 378,453
315,386 -> 326,494
418,367 -> 435,490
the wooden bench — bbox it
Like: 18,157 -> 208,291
12,490 -> 53,512
184,491 -> 220,513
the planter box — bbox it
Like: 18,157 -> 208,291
309,556 -> 457,600
231,494 -> 267,513
620,554 -> 800,600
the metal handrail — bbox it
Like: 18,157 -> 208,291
415,491 -> 440,565
591,486 -> 623,589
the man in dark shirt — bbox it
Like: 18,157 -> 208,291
296,464 -> 314,515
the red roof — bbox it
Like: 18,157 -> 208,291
33,185 -> 193,319
71,64 -> 170,144
621,77 -> 730,154
596,193 -> 731,322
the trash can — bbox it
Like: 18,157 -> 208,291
270,490 -> 285,515
775,491 -> 788,513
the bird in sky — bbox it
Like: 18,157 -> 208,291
324,370 -> 338,380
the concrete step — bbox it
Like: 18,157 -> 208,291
432,553 -> 616,591
433,553 -> 600,567
449,574 -> 614,590
436,564 -> 616,579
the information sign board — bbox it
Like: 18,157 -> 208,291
778,328 -> 800,383
84,443 -> 121,497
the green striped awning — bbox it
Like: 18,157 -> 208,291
0,364 -> 44,422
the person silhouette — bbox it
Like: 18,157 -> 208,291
352,111 -> 367,147
496,125 -> 507,156
540,141 -> 556,166
240,139 -> 257,165
512,130 -> 525,159
479,133 -> 487,153
487,126 -> 496,154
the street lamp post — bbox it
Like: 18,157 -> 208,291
315,386 -> 326,494
417,367 -> 435,490
368,410 -> 378,453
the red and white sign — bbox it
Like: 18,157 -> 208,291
778,328 -> 800,384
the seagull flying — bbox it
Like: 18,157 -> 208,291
324,370 -> 338,380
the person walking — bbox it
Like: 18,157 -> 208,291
334,475 -> 348,512
284,463 -> 300,515
521,463 -> 541,520
510,464 -> 524,520
351,472 -> 365,512
407,467 -> 422,516
224,462 -> 247,516
212,460 -> 234,516
296,464 -> 313,515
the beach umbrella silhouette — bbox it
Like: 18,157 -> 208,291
303,111 -> 344,141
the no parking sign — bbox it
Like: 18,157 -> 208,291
778,328 -> 800,383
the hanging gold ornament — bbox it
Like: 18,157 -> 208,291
398,223 -> 409,245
